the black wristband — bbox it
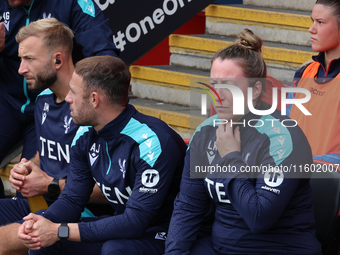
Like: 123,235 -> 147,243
48,178 -> 60,197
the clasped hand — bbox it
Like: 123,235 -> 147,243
10,159 -> 52,197
18,213 -> 59,250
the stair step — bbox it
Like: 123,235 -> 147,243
243,0 -> 314,12
0,164 -> 17,197
130,65 -> 210,107
207,4 -> 312,28
131,65 -> 209,87
169,34 -> 314,83
170,34 -> 313,64
206,4 -> 312,46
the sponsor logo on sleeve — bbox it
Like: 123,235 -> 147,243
139,169 -> 159,193
261,169 -> 284,194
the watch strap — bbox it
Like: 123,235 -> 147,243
48,178 -> 60,197
51,178 -> 59,185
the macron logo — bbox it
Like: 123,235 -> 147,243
277,136 -> 285,146
206,151 -> 215,165
41,112 -> 47,125
89,152 -> 99,166
277,149 -> 286,160
272,127 -> 280,134
147,151 -> 154,161
4,20 -> 9,31
145,139 -> 152,148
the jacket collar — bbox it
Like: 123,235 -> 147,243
96,104 -> 136,140
312,52 -> 340,82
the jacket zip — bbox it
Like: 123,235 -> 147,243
20,0 -> 35,114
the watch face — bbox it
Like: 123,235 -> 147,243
48,179 -> 60,197
48,183 -> 59,196
58,225 -> 69,239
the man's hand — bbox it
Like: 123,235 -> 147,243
18,219 -> 41,250
11,160 -> 53,197
18,213 -> 59,250
216,124 -> 241,158
9,158 -> 29,191
0,22 -> 5,53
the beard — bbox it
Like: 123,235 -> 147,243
7,0 -> 31,8
7,0 -> 32,8
27,64 -> 57,92
72,100 -> 98,127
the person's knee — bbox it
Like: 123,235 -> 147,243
0,223 -> 20,240
0,223 -> 27,255
102,240 -> 129,255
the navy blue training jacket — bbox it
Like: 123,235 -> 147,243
42,104 -> 187,242
165,103 -> 322,255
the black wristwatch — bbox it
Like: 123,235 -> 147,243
58,222 -> 69,242
48,178 -> 60,197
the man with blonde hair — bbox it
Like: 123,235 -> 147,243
0,0 -> 119,197
0,18 -> 109,255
